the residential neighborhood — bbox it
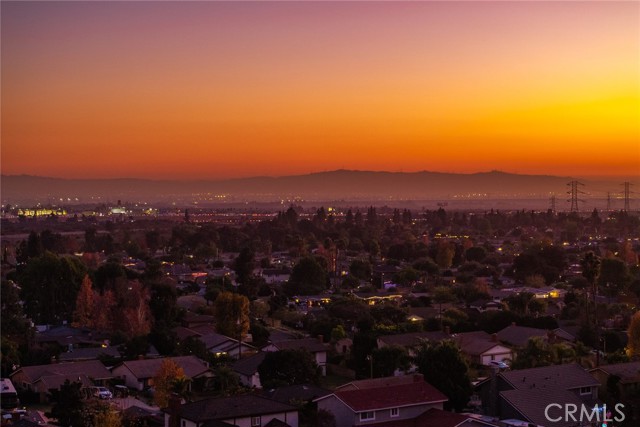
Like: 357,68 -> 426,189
1,204 -> 639,427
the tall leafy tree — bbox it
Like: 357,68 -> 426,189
414,339 -> 472,412
51,381 -> 87,427
257,349 -> 318,389
284,256 -> 328,296
153,359 -> 187,408
19,253 -> 87,324
214,292 -> 250,339
628,311 -> 640,359
73,275 -> 94,328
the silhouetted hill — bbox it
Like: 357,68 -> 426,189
0,170 -> 628,205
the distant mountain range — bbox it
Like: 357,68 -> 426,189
0,170 -> 632,205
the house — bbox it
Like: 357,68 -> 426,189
262,384 -> 330,405
58,346 -> 122,362
376,331 -> 451,356
10,360 -> 113,402
181,313 -> 215,330
452,332 -> 512,366
165,394 -> 299,427
34,325 -> 107,349
198,332 -> 257,359
232,352 -> 267,389
174,325 -> 256,359
477,363 -> 600,427
263,338 -> 328,376
589,361 -> 640,423
315,374 -> 447,427
111,356 -> 212,391
260,268 -> 291,284
496,324 -> 569,348
402,408 -> 500,427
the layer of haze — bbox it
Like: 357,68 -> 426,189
2,1 -> 639,180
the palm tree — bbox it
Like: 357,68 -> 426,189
581,252 -> 601,366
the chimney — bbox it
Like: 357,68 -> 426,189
168,393 -> 182,427
491,333 -> 498,343
511,322 -> 516,326
317,335 -> 324,343
50,356 -> 58,364
138,354 -> 145,360
444,326 -> 451,335
489,367 -> 499,416
413,373 -> 424,383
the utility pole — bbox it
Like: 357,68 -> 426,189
622,182 -> 632,212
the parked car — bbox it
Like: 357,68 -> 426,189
93,387 -> 112,399
488,360 -> 509,369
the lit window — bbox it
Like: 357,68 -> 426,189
390,408 -> 399,417
251,416 -> 261,427
360,412 -> 375,421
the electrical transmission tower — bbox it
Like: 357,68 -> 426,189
622,182 -> 633,211
549,195 -> 556,212
567,181 -> 585,212
607,192 -> 612,211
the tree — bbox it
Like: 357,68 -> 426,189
234,247 -> 255,286
73,275 -> 94,328
511,337 -> 554,369
349,260 -> 372,281
628,312 -> 640,359
598,257 -> 628,297
413,340 -> 472,412
257,349 -> 319,389
432,286 -> 456,330
153,359 -> 187,408
284,256 -> 328,296
214,292 -> 250,339
93,407 -> 122,427
51,380 -> 87,427
371,345 -> 410,377
117,281 -> 153,339
435,241 -> 455,270
19,253 -> 87,324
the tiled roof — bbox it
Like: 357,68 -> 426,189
35,373 -> 92,390
232,352 -> 266,376
496,325 -> 546,347
331,380 -> 447,411
58,346 -> 121,362
592,361 -> 640,383
377,331 -> 451,348
366,408 -> 481,427
453,331 -> 506,356
118,356 -> 209,380
179,394 -> 296,422
500,388 -> 594,427
269,338 -> 327,353
173,326 -> 201,342
500,363 -> 599,391
13,360 -> 113,383
336,374 -> 426,391
262,384 -> 330,404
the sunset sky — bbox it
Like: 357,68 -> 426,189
2,1 -> 639,180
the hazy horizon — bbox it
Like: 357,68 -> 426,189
3,168 -> 638,183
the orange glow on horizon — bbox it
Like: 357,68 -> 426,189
1,1 -> 638,180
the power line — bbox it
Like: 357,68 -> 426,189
566,181 -> 585,212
